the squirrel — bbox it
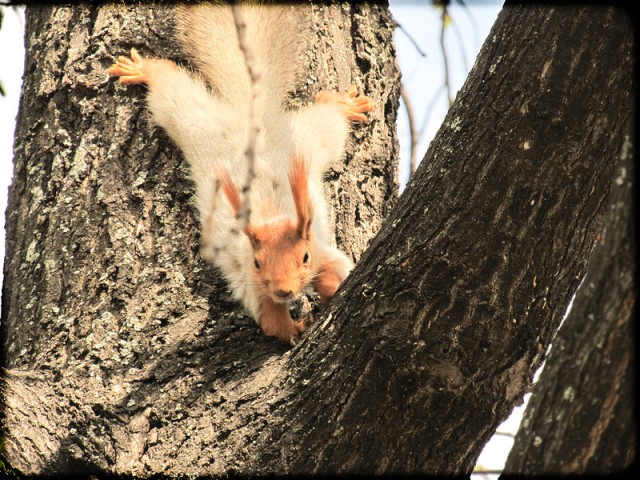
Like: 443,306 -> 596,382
107,3 -> 374,345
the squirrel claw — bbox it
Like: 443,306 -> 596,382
288,318 -> 308,346
315,84 -> 374,123
108,48 -> 148,85
294,318 -> 308,333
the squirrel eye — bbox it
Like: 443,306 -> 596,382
254,259 -> 261,271
303,251 -> 310,264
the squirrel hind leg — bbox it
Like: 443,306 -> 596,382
315,84 -> 375,123
108,48 -> 149,85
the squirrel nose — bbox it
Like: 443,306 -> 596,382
274,289 -> 294,300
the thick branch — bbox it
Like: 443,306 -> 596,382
503,118 -> 635,474
249,4 -> 633,474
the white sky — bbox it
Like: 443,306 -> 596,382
0,6 -> 25,284
0,2 -> 519,476
393,1 -> 505,187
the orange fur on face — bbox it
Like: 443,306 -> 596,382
250,220 -> 314,303
219,161 -> 316,303
219,160 -> 325,343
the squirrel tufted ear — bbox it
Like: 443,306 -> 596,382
219,169 -> 242,216
288,155 -> 313,240
244,225 -> 260,249
219,169 -> 257,242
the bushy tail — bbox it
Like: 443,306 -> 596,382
175,2 -> 308,108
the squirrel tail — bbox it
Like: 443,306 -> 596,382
176,3 -> 307,108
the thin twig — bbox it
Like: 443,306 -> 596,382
232,3 -> 263,233
393,19 -> 427,58
418,82 -> 446,139
448,9 -> 469,71
400,84 -> 419,176
200,4 -> 264,262
439,4 -> 453,106
472,468 -> 505,475
455,0 -> 481,53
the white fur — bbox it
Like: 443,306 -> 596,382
141,4 -> 354,321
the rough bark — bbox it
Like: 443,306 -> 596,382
0,2 -> 633,478
1,3 -> 399,476
247,4 -> 632,474
503,119 -> 635,473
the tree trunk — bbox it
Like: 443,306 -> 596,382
1,2 -> 633,477
1,3 -> 398,476
503,120 -> 635,473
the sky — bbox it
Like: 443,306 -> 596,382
0,2 -> 516,475
0,6 -> 25,282
393,1 -> 505,187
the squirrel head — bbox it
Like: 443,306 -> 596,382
220,157 -> 315,303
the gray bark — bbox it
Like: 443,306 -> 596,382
1,2 -> 634,477
252,4 -> 632,474
1,3 -> 399,476
503,113 -> 635,475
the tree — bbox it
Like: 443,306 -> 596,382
1,2 -> 633,477
1,2 -> 399,476
503,119 -> 636,474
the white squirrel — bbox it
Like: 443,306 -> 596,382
108,3 -> 374,344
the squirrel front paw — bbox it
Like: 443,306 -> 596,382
108,48 -> 149,85
290,318 -> 308,346
258,297 -> 309,346
315,84 -> 375,123
261,317 -> 306,346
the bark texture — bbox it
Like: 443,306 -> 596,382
248,5 -> 632,474
1,3 -> 399,476
0,2 -> 634,478
503,121 -> 635,473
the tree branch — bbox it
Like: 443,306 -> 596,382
439,3 -> 453,105
400,84 -> 419,176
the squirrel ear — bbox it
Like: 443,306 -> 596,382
219,169 -> 242,216
288,155 -> 313,240
220,169 -> 259,244
244,225 -> 260,249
